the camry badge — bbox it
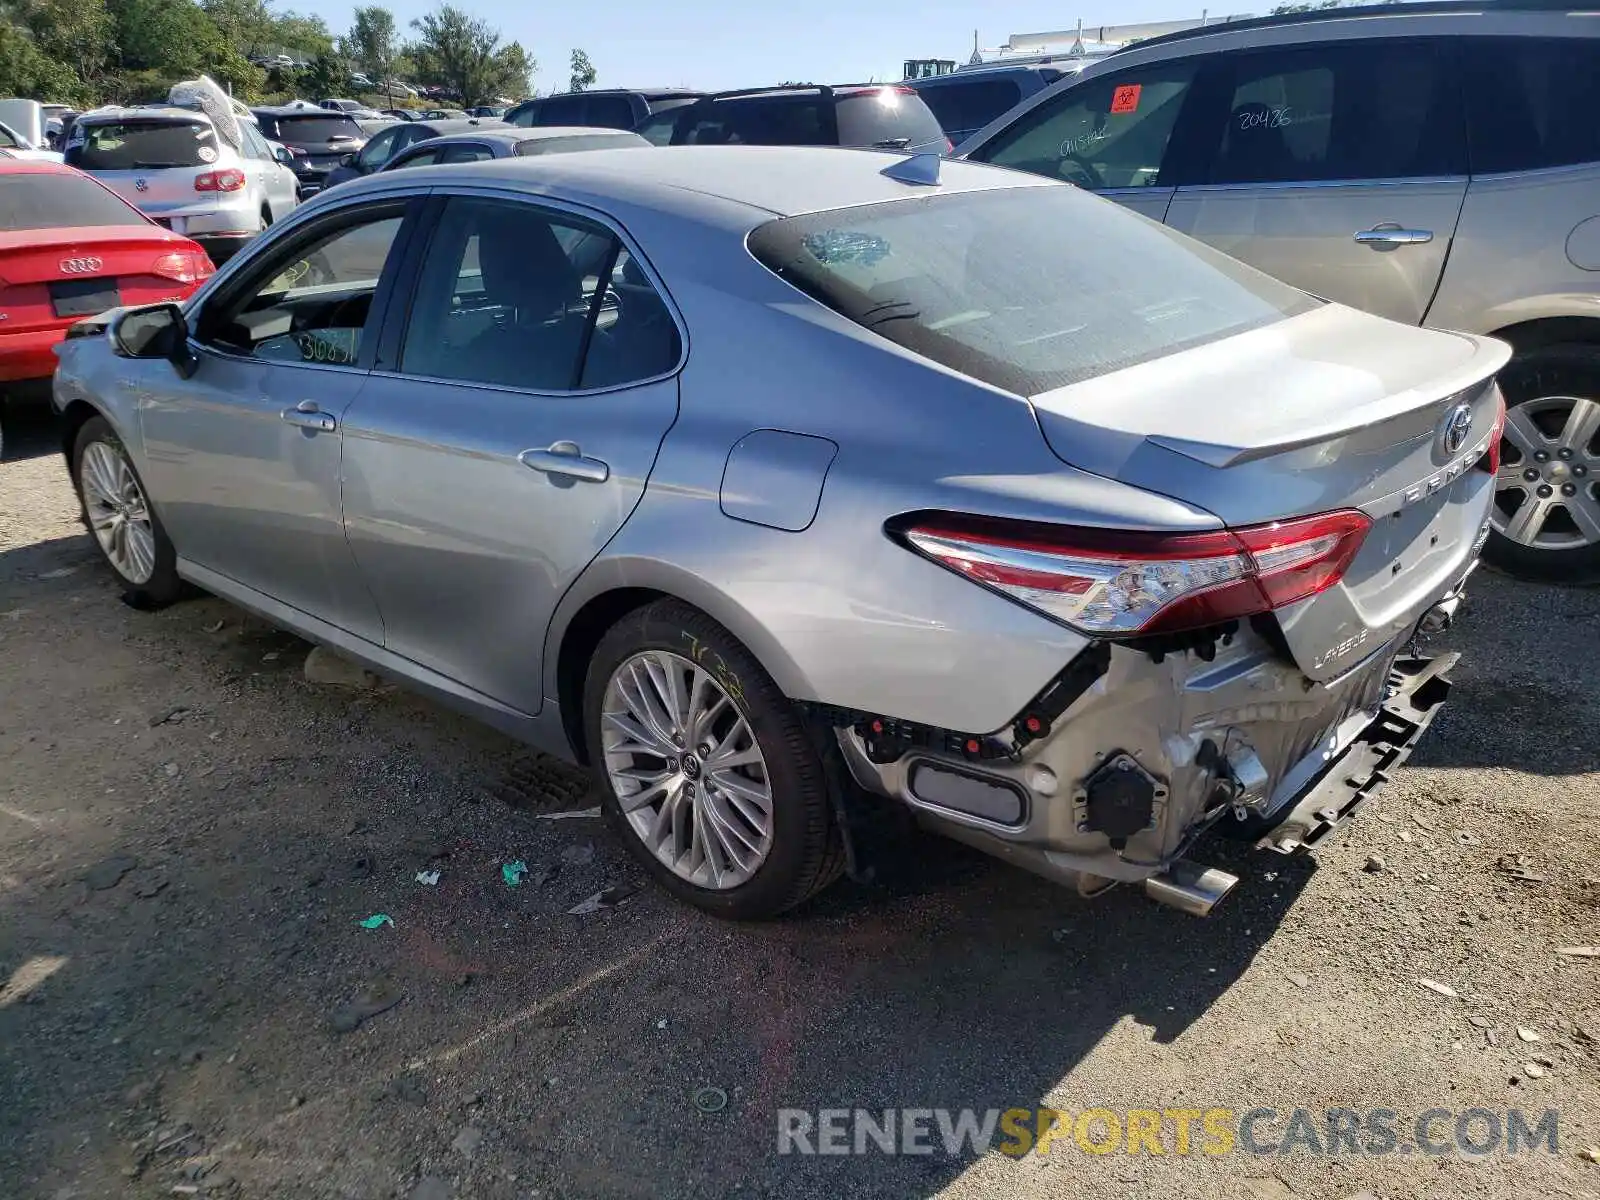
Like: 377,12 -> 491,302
1441,402 -> 1473,455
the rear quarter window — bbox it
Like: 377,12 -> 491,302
1462,37 -> 1600,172
748,186 -> 1316,396
68,121 -> 218,170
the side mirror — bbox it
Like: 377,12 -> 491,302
112,304 -> 196,377
273,145 -> 294,164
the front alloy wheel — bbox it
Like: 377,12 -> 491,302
601,650 -> 774,889
79,440 -> 157,585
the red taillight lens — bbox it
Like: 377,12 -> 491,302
899,510 -> 1372,636
1480,390 -> 1508,474
194,168 -> 246,192
150,250 -> 215,284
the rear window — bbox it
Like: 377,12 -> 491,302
748,186 -> 1316,396
68,120 -> 218,170
836,89 -> 945,148
680,95 -> 836,146
516,133 -> 646,155
519,95 -> 588,126
584,94 -> 638,129
914,79 -> 1024,139
273,115 -> 364,142
1,173 -> 145,231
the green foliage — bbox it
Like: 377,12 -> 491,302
568,47 -> 594,93
0,0 -> 523,112
407,3 -> 531,105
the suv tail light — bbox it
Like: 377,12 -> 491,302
1480,390 -> 1508,474
150,250 -> 215,284
194,168 -> 246,192
898,510 -> 1372,636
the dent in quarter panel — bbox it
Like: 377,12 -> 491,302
719,429 -> 838,532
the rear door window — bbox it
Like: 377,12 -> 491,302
1461,37 -> 1600,173
68,120 -> 219,170
915,79 -> 1025,140
836,88 -> 946,148
748,185 -> 1315,396
1201,41 -> 1464,184
583,94 -> 637,129
970,63 -> 1199,189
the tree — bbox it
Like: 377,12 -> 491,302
7,0 -> 115,98
341,4 -> 396,96
406,3 -> 530,105
568,47 -> 594,93
302,49 -> 348,97
0,20 -> 84,103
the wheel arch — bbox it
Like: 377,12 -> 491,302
548,559 -> 815,765
58,398 -> 107,469
1487,314 -> 1600,355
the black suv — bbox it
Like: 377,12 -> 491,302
633,85 -> 948,153
251,107 -> 368,196
507,88 -> 703,132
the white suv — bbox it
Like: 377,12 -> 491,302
961,3 -> 1600,581
65,107 -> 299,263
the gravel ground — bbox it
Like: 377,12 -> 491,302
2,406 -> 1598,1200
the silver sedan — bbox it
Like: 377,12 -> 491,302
53,147 -> 1505,920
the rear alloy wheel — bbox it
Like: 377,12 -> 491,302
1486,344 -> 1600,583
583,599 -> 843,919
73,416 -> 184,607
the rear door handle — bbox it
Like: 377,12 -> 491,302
519,441 -> 610,484
1354,225 -> 1434,249
281,400 -> 336,432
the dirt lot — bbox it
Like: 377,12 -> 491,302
2,405 -> 1599,1200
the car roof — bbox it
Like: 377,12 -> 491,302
77,105 -> 213,126
254,104 -> 365,117
329,143 -> 1052,224
911,64 -> 1062,86
409,127 -> 637,147
413,118 -> 511,136
0,155 -> 78,175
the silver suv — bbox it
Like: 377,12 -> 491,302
65,107 -> 299,263
960,2 -> 1600,581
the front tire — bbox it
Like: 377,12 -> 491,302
1485,342 -> 1600,583
582,599 -> 843,919
72,416 -> 184,607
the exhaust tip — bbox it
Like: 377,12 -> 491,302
1143,860 -> 1240,918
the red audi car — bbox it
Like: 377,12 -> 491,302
1,158 -> 214,387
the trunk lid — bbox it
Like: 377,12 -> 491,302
0,227 -> 197,332
1029,305 -> 1511,681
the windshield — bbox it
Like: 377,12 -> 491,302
68,120 -> 218,170
748,186 -> 1317,396
273,115 -> 364,143
1,174 -> 146,231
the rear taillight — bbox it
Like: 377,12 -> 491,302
898,510 -> 1372,636
194,168 -> 246,192
151,250 -> 215,284
1480,390 -> 1508,474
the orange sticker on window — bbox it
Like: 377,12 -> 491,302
1110,84 -> 1142,114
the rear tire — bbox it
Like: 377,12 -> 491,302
582,599 -> 844,919
1484,342 -> 1600,584
72,416 -> 184,608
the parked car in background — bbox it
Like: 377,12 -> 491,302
319,99 -> 364,113
959,2 -> 1600,580
467,106 -> 505,118
1,158 -> 212,391
350,73 -> 374,90
379,127 -> 649,172
907,64 -> 1064,145
252,106 -> 367,196
0,118 -> 62,162
636,85 -> 948,153
53,145 -> 1501,921
0,99 -> 59,158
379,109 -> 417,121
416,109 -> 468,121
321,117 -> 509,188
65,107 -> 297,262
508,88 -> 704,133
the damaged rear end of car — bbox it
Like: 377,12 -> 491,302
750,177 -> 1507,913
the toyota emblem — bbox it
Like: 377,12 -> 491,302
1441,402 -> 1474,456
59,257 -> 104,275
134,177 -> 148,192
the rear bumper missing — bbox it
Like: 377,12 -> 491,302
1256,653 -> 1453,854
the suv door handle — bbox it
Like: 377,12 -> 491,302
281,400 -> 337,432
1354,225 -> 1434,249
518,441 -> 610,484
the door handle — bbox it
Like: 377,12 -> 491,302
518,441 -> 610,484
1354,225 -> 1434,250
281,399 -> 337,432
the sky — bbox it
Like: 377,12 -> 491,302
324,0 -> 1229,94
